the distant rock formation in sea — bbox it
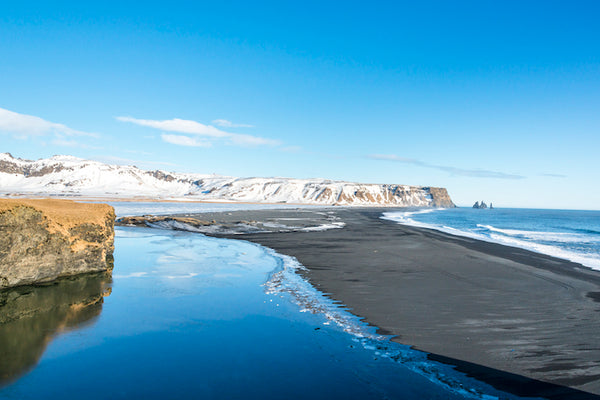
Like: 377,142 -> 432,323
0,199 -> 115,289
473,201 -> 489,209
0,153 -> 456,208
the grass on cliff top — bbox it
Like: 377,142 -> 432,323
0,199 -> 114,231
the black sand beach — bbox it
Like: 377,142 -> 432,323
119,208 -> 600,399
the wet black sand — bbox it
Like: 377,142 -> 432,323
122,207 -> 600,399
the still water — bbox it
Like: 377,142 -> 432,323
0,227 -> 537,399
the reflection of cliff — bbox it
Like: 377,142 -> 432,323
0,272 -> 112,386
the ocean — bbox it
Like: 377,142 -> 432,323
105,201 -> 322,217
0,205 -> 539,399
383,207 -> 600,270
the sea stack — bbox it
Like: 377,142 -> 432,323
473,201 -> 489,209
0,199 -> 115,289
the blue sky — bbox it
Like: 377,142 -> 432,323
1,1 -> 599,209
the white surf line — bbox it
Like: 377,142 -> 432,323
381,211 -> 600,270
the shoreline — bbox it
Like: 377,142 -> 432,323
381,209 -> 600,271
129,207 -> 600,398
0,194 -> 447,208
379,214 -> 600,282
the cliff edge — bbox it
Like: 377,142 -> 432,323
0,199 -> 115,289
0,153 -> 456,207
426,187 -> 455,208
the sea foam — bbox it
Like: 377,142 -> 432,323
383,209 -> 600,270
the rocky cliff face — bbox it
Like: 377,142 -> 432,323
425,187 -> 455,208
0,199 -> 115,289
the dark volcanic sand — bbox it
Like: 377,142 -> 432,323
129,208 -> 600,399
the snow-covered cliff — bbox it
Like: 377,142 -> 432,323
0,153 -> 455,207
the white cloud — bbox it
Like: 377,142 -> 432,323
367,153 -> 525,180
161,134 -> 212,147
117,115 -> 278,147
212,119 -> 254,128
117,116 -> 227,137
0,107 -> 98,138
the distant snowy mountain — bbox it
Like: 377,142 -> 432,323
0,153 -> 455,207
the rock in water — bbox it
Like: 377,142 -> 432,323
473,201 -> 489,209
0,199 -> 115,289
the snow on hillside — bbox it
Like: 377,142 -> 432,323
0,153 -> 454,207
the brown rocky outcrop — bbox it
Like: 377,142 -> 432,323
426,187 -> 455,208
0,199 -> 115,289
117,215 -> 211,227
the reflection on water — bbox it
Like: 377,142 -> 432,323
0,229 -> 546,399
0,272 -> 112,386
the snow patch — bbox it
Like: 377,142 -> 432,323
0,154 -> 443,207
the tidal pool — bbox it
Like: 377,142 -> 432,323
0,227 -> 536,399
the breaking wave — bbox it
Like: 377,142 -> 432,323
382,209 -> 600,270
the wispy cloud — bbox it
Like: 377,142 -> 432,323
117,116 -> 227,137
161,134 -> 212,147
212,119 -> 254,128
439,166 -> 525,179
0,107 -> 98,139
117,115 -> 278,147
367,154 -> 525,180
